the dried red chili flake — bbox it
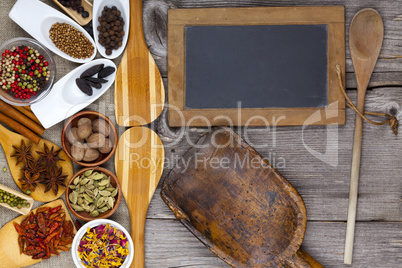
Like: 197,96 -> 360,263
13,205 -> 75,260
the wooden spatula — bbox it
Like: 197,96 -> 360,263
0,124 -> 73,202
115,126 -> 164,268
114,0 -> 165,126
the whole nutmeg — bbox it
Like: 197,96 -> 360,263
92,119 -> 110,137
87,133 -> 106,149
99,138 -> 113,154
83,148 -> 100,162
71,143 -> 85,161
77,123 -> 92,140
67,127 -> 84,144
77,117 -> 92,127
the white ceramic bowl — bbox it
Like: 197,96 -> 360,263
93,0 -> 130,59
0,37 -> 56,106
71,219 -> 134,268
9,0 -> 97,63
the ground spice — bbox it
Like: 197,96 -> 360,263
49,23 -> 94,59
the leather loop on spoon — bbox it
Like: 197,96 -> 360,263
336,65 -> 398,135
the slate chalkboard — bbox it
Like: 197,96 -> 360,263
168,6 -> 345,127
185,25 -> 328,109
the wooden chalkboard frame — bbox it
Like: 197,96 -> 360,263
168,6 -> 345,127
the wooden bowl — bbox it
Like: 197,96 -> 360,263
65,167 -> 122,221
61,110 -> 118,167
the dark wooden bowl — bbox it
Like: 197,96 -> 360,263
65,167 -> 122,221
61,110 -> 118,167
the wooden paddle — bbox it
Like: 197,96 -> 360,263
0,199 -> 76,268
0,124 -> 73,202
114,0 -> 165,126
344,9 -> 383,265
115,126 -> 164,268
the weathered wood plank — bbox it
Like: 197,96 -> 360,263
143,0 -> 402,79
151,87 -> 402,222
144,219 -> 402,268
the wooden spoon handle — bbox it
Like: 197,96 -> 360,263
344,89 -> 366,264
130,0 -> 146,47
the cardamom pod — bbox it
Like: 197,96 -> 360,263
84,169 -> 93,177
90,210 -> 99,217
71,204 -> 84,212
100,190 -> 111,197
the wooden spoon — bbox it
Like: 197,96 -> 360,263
0,199 -> 76,268
114,0 -> 165,126
344,8 -> 383,265
0,124 -> 74,202
51,0 -> 93,26
115,127 -> 164,268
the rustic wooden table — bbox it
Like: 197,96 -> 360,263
0,1 -> 401,268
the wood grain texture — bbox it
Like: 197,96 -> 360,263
0,124 -> 73,202
144,219 -> 402,268
115,126 -> 164,268
144,0 -> 402,79
344,9 -> 384,264
114,0 -> 165,126
0,199 -> 76,268
0,0 -> 399,267
167,6 -> 345,127
51,0 -> 92,26
162,128 -> 322,267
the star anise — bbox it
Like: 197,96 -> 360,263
18,170 -> 41,193
23,159 -> 46,179
41,166 -> 67,195
11,140 -> 34,166
36,144 -> 64,169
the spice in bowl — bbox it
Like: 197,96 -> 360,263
0,45 -> 51,100
97,6 -> 125,56
58,0 -> 90,18
68,116 -> 114,162
77,223 -> 130,268
68,169 -> 118,217
49,23 -> 94,59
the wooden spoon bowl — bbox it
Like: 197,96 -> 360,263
114,0 -> 165,126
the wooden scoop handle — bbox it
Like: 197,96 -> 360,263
130,205 -> 148,268
285,248 -> 324,268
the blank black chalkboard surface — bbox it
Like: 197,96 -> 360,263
168,6 -> 346,127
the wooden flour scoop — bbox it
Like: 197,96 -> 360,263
161,128 -> 323,267
115,127 -> 164,268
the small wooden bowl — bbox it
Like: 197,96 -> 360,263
61,110 -> 118,167
65,167 -> 122,221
